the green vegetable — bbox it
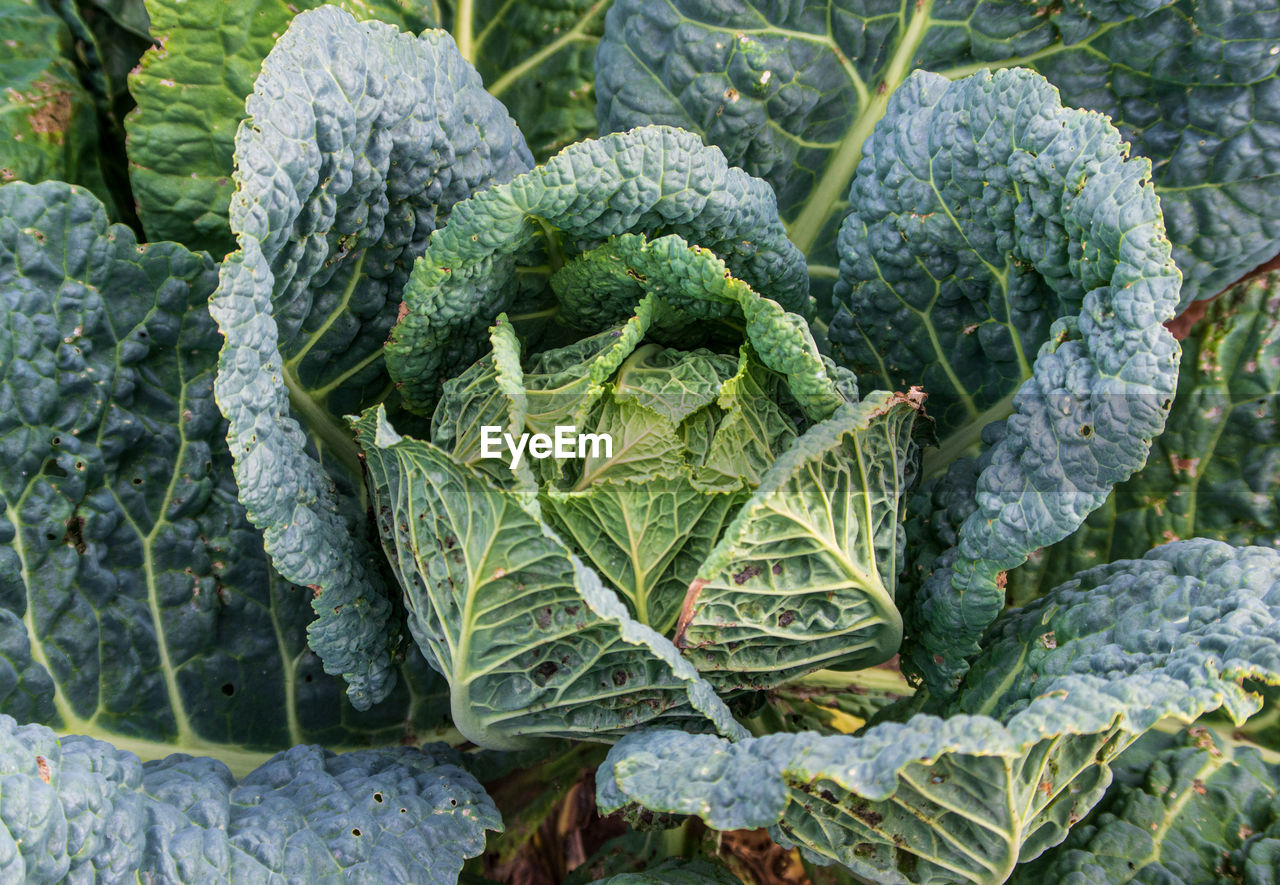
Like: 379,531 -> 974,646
385,125 -> 812,416
596,0 -> 1280,310
1011,727 -> 1280,884
126,0 -> 610,256
600,540 -> 1280,884
1008,270 -> 1280,604
1,3 -> 1278,882
0,713 -> 499,883
835,67 -> 1181,695
210,6 -> 531,710
0,180 -> 448,770
362,199 -> 925,741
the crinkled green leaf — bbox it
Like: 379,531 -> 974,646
0,0 -> 120,215
386,127 -> 810,415
0,180 -> 450,782
675,391 -> 926,691
1012,728 -> 1280,884
1008,270 -> 1280,605
549,232 -> 833,419
127,0 -> 613,256
543,455 -> 744,636
442,0 -> 612,160
352,404 -> 746,750
831,68 -> 1181,696
0,713 -> 499,884
455,318 -> 751,635
599,540 -> 1280,885
595,0 -> 1279,309
210,7 -> 532,710
405,254 -> 888,691
125,0 -> 436,257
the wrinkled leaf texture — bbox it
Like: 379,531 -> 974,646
596,0 -> 1280,311
0,180 -> 448,773
126,0 -> 610,256
600,539 -> 1280,884
0,714 -> 499,884
210,7 -> 531,710
1011,728 -> 1280,884
840,68 -> 1180,694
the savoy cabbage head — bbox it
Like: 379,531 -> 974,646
0,0 -> 1278,883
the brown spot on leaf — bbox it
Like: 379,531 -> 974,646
8,74 -> 73,141
36,755 -> 50,784
63,515 -> 87,555
851,804 -> 883,827
1169,454 -> 1200,476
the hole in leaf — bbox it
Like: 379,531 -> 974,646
351,828 -> 361,837
221,683 -> 234,696
373,792 -> 383,803
1078,424 -> 1092,438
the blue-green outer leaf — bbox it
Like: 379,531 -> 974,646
0,714 -> 500,884
600,540 -> 1280,884
595,0 -> 1280,309
1007,270 -> 1280,604
1011,728 -> 1280,884
210,6 -> 532,709
832,68 -> 1181,695
0,179 -> 452,768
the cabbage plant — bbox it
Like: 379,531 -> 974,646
0,1 -> 1278,883
360,228 -> 926,745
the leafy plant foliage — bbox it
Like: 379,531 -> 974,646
0,180 -> 448,768
600,540 -> 1280,884
0,713 -> 500,883
596,0 -> 1280,310
211,6 -> 531,710
0,1 -> 1277,883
